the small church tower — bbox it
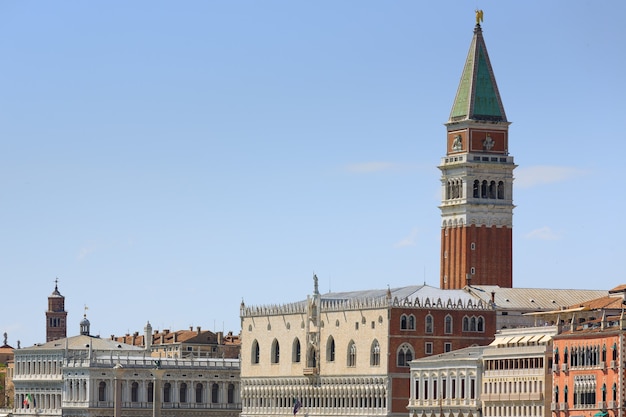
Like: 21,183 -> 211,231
439,12 -> 516,289
46,279 -> 68,342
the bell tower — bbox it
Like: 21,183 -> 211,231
439,12 -> 516,290
46,278 -> 67,341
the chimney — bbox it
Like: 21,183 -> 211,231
197,326 -> 201,334
217,331 -> 223,345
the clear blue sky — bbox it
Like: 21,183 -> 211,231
1,1 -> 624,348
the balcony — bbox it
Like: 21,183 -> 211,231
610,360 -> 617,369
551,403 -> 557,411
560,403 -> 568,411
561,363 -> 568,372
303,367 -> 317,376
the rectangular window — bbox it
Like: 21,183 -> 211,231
355,322 -> 359,330
425,342 -> 433,355
445,343 -> 452,352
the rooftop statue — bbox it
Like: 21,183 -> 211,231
475,9 -> 484,25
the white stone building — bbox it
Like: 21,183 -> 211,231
12,317 -> 241,417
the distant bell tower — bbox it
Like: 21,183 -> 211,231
439,12 -> 516,290
46,278 -> 68,341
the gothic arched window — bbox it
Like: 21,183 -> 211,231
271,339 -> 280,364
445,315 -> 453,334
425,315 -> 434,334
371,340 -> 380,366
252,340 -> 260,364
327,336 -> 335,362
293,338 -> 301,363
397,343 -> 414,367
347,341 -> 357,367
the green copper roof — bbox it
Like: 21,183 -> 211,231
449,24 -> 507,123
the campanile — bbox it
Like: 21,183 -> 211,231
439,13 -> 516,290
46,279 -> 67,342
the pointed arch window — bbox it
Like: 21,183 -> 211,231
293,338 -> 301,363
477,316 -> 484,332
445,315 -> 453,334
470,316 -> 477,331
463,316 -> 469,331
327,336 -> 335,362
251,340 -> 260,364
397,343 -> 414,367
554,385 -> 559,403
425,314 -> 434,333
307,345 -> 317,368
271,339 -> 280,364
612,343 -> 618,361
400,314 -> 408,330
613,383 -> 617,402
371,340 -> 380,366
408,314 -> 416,330
347,341 -> 357,367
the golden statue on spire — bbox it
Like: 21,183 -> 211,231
475,9 -> 484,25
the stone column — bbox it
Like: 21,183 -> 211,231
152,368 -> 166,417
113,364 -> 124,417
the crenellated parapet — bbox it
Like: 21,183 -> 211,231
241,292 -> 489,319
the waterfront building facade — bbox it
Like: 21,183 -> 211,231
408,346 -> 486,417
239,277 -> 496,417
12,318 -> 241,417
481,326 -> 558,417
409,325 -> 559,417
550,289 -> 626,417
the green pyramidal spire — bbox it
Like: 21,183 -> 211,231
449,22 -> 507,123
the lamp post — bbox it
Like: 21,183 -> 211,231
113,364 -> 123,417
152,361 -> 166,417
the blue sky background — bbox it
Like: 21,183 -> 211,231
1,1 -> 624,348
